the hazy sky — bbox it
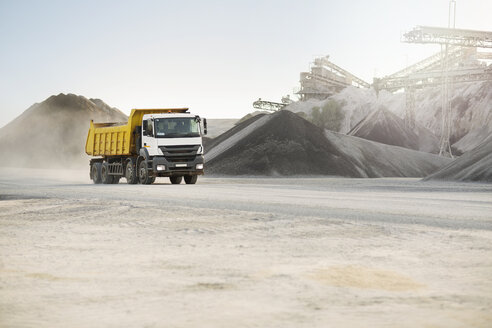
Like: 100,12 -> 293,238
1,0 -> 491,127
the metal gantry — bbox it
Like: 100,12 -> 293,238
296,55 -> 370,101
373,47 -> 492,141
403,23 -> 492,156
252,96 -> 292,112
374,47 -> 478,92
264,1 -> 491,157
402,26 -> 492,48
399,0 -> 492,157
375,0 -> 492,157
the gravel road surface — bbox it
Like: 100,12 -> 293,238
1,168 -> 491,327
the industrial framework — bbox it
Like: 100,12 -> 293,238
253,57 -> 370,111
401,26 -> 492,155
373,46 -> 492,127
296,56 -> 370,101
253,1 -> 491,157
374,0 -> 492,157
252,95 -> 293,112
403,25 -> 492,48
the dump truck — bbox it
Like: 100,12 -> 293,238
85,108 -> 207,185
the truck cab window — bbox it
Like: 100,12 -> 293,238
154,118 -> 200,138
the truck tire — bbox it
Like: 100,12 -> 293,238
91,162 -> 102,184
125,159 -> 138,184
101,163 -> 114,184
184,175 -> 197,184
138,161 -> 153,185
170,176 -> 182,184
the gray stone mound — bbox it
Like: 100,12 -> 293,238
349,107 -> 439,153
424,134 -> 492,183
205,110 -> 450,177
452,125 -> 492,155
0,93 -> 127,168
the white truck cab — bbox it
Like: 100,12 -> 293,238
139,112 -> 207,184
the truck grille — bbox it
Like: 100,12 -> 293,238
159,145 -> 200,163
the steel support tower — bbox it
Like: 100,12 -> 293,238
373,47 -> 491,134
399,1 -> 492,157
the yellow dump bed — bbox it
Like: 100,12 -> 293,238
85,108 -> 188,156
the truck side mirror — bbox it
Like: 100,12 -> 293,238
148,120 -> 154,137
143,119 -> 153,137
142,120 -> 148,136
203,118 -> 207,135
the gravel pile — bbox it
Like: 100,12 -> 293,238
206,110 -> 449,177
424,134 -> 492,182
349,107 -> 439,153
0,93 -> 127,168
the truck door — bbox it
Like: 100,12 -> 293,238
142,118 -> 158,155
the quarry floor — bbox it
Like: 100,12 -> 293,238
0,168 -> 491,328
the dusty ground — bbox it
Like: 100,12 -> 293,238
0,168 -> 491,328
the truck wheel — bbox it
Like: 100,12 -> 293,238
170,176 -> 182,184
138,161 -> 153,185
125,159 -> 138,184
184,175 -> 197,184
91,162 -> 102,184
101,163 -> 114,184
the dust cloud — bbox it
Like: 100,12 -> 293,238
0,94 -> 127,169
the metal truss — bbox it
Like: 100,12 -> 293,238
400,22 -> 492,156
252,99 -> 288,112
373,47 -> 483,92
403,26 -> 492,48
297,55 -> 370,100
312,56 -> 371,89
376,66 -> 492,92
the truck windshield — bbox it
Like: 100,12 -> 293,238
154,118 -> 200,138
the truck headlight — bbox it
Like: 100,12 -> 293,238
156,165 -> 166,171
196,163 -> 204,170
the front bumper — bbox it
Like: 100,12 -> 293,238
151,155 -> 204,177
